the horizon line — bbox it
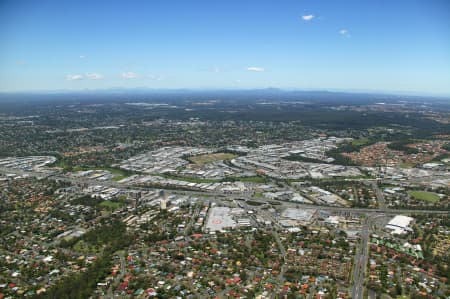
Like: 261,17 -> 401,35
1,87 -> 450,99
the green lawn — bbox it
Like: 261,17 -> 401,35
73,240 -> 99,253
399,162 -> 416,169
226,176 -> 267,183
161,174 -> 220,183
246,200 -> 264,206
112,174 -> 128,181
71,166 -> 131,181
407,190 -> 440,203
99,200 -> 124,209
253,192 -> 264,198
188,152 -> 237,165
351,138 -> 369,146
161,174 -> 267,184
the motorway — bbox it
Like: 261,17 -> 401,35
1,167 -> 448,217
370,181 -> 386,210
271,228 -> 287,299
351,216 -> 371,299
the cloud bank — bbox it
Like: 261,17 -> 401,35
121,71 -> 138,79
302,15 -> 314,21
247,66 -> 265,72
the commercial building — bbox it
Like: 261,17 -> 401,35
385,215 -> 414,235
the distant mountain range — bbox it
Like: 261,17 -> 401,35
0,88 -> 449,105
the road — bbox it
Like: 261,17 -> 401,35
105,252 -> 125,298
271,229 -> 287,299
370,181 -> 386,210
349,213 -> 387,299
351,216 -> 371,299
1,167 -> 448,217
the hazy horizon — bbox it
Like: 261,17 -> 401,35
1,87 -> 450,100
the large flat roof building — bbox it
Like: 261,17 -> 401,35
281,208 -> 317,226
385,215 -> 414,235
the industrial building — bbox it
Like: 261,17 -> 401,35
385,215 -> 415,235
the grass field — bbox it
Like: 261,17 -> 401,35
112,174 -> 128,181
73,240 -> 98,253
162,174 -> 267,184
253,192 -> 264,198
407,190 -> 440,203
351,138 -> 369,146
161,174 -> 220,183
71,166 -> 131,181
247,200 -> 264,206
99,200 -> 124,209
226,176 -> 268,183
188,152 -> 236,165
399,162 -> 416,169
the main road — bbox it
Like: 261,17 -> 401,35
1,166 -> 448,216
351,216 -> 371,299
370,181 -> 386,210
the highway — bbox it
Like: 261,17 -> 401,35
1,167 -> 448,217
370,181 -> 386,210
350,213 -> 388,299
351,216 -> 371,299
271,228 -> 287,299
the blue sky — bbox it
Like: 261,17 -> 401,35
1,0 -> 449,95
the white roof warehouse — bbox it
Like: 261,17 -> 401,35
385,215 -> 415,235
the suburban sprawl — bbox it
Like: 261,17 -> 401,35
0,91 -> 449,299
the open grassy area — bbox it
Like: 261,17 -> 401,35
112,174 -> 128,181
351,138 -> 369,146
161,174 -> 267,184
246,200 -> 264,206
188,152 -> 237,165
225,176 -> 268,183
407,190 -> 440,203
73,240 -> 99,254
161,174 -> 220,183
99,200 -> 124,210
399,162 -> 416,169
71,166 -> 131,181
253,192 -> 264,198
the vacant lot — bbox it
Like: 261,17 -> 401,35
188,152 -> 236,165
407,190 -> 440,203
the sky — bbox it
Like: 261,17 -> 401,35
1,0 -> 450,95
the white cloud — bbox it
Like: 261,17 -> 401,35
339,29 -> 350,37
67,73 -> 104,80
206,65 -> 232,73
147,75 -> 166,81
301,14 -> 314,21
85,73 -> 104,80
121,71 -> 138,79
247,66 -> 265,72
79,55 -> 86,59
66,74 -> 84,81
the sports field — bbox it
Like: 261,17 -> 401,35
351,138 -> 369,146
407,191 -> 440,203
99,200 -> 124,209
188,152 -> 236,165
